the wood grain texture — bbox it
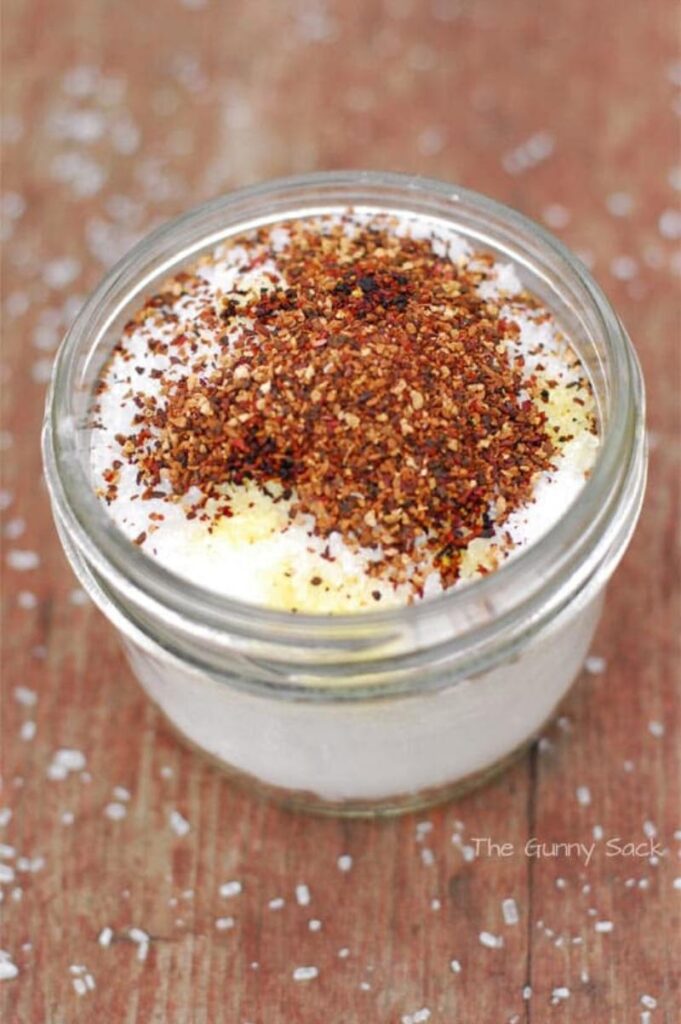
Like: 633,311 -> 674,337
1,1 -> 679,1021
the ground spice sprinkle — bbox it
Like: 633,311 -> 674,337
93,212 -> 596,600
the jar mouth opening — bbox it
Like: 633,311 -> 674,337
43,170 -> 645,644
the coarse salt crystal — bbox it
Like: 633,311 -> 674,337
13,686 -> 37,707
415,821 -> 434,840
643,820 -> 657,838
6,550 -> 40,571
648,721 -> 664,738
576,785 -> 592,806
595,920 -> 614,933
20,722 -> 36,742
585,655 -> 606,674
551,986 -> 570,1002
542,204 -> 571,229
98,927 -> 113,947
479,931 -> 504,949
215,916 -> 235,931
502,898 -> 519,925
606,192 -> 634,217
47,748 -> 86,780
308,919 -> 322,932
337,854 -> 353,872
610,254 -> 639,280
16,855 -> 44,873
72,976 -> 88,996
0,958 -> 19,980
401,1010 -> 431,1024
219,880 -> 242,898
104,802 -> 127,821
295,883 -> 311,906
659,208 -> 681,240
292,965 -> 318,982
169,810 -> 190,837
268,897 -> 285,910
0,864 -> 16,885
640,994 -> 657,1008
450,959 -> 461,973
522,985 -> 532,999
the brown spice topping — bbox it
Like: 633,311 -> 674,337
105,217 -> 557,591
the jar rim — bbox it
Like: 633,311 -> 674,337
42,170 -> 646,659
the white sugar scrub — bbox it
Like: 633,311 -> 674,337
89,211 -> 598,614
43,173 -> 647,813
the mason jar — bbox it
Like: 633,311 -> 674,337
42,171 -> 647,816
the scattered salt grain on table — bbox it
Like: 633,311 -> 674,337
47,748 -> 86,780
576,785 -> 592,806
13,686 -> 36,707
292,965 -> 318,982
295,883 -> 311,906
337,854 -> 353,872
6,550 -> 40,571
129,928 -> 149,961
98,927 -> 113,947
585,655 -> 606,674
479,931 -> 504,949
0,864 -> 16,884
502,898 -> 519,925
0,952 -> 19,981
169,810 -> 190,837
401,1010 -> 431,1024
219,881 -> 242,898
215,917 -> 235,931
606,191 -> 634,217
595,920 -> 614,933
648,720 -> 664,738
104,802 -> 127,821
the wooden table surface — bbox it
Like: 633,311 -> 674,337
2,1 -> 679,1021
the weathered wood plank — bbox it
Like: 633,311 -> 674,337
1,0 -> 678,1020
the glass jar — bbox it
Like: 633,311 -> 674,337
42,171 -> 647,816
